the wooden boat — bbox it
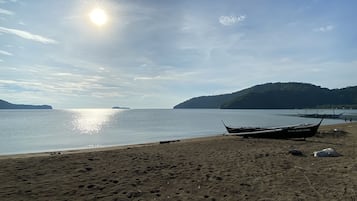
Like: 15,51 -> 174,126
223,119 -> 322,139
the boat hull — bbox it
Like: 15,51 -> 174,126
224,120 -> 322,139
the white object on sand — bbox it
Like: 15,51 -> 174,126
313,148 -> 341,157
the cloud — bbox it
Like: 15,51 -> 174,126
314,25 -> 334,32
219,15 -> 246,26
0,49 -> 12,56
134,75 -> 168,81
0,26 -> 58,44
133,67 -> 197,81
0,0 -> 17,3
0,8 -> 13,15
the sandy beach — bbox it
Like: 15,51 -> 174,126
0,123 -> 356,201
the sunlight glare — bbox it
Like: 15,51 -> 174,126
71,109 -> 118,135
89,8 -> 108,26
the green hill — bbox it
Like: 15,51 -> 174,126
173,82 -> 357,109
0,99 -> 52,109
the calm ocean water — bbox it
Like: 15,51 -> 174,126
0,109 -> 354,155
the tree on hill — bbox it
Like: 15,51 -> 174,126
174,82 -> 357,109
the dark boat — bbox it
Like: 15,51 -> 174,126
298,113 -> 343,119
223,119 -> 322,139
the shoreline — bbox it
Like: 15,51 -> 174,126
0,134 -> 227,160
0,122 -> 354,160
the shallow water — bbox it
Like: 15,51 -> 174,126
0,109 -> 353,155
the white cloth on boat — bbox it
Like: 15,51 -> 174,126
313,148 -> 341,157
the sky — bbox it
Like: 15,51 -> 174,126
0,0 -> 356,109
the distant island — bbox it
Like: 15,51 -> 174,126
174,82 -> 357,109
112,106 -> 130,109
0,99 -> 52,109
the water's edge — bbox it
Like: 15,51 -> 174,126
0,109 -> 353,155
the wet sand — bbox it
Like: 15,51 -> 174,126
0,123 -> 356,201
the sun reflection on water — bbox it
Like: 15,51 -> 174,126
70,109 -> 119,134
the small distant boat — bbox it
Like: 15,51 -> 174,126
223,119 -> 322,139
298,113 -> 343,119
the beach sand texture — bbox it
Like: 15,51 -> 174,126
0,123 -> 356,201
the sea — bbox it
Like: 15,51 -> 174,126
0,109 -> 355,155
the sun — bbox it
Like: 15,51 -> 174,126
89,8 -> 108,26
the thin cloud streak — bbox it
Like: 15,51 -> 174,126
0,49 -> 12,56
0,7 -> 13,15
0,26 -> 58,44
219,15 -> 246,26
314,25 -> 334,32
0,0 -> 18,3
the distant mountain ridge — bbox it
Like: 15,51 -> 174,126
174,82 -> 357,109
0,99 -> 52,109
